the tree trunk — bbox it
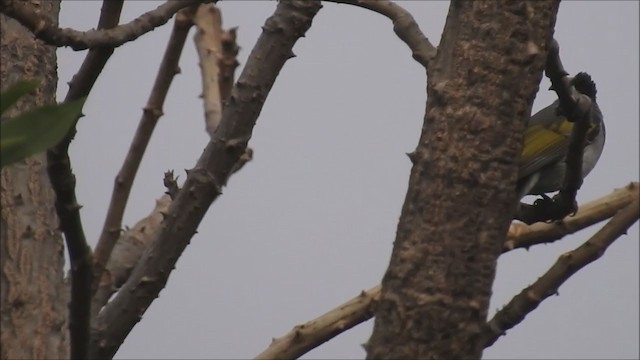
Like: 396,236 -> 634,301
367,1 -> 559,359
0,1 -> 68,358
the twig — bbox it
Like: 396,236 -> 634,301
0,0 -> 212,50
482,196 -> 640,347
43,2 -> 124,359
89,2 -> 322,358
325,0 -> 436,68
92,5 -> 196,298
193,3 -> 224,137
163,170 -> 181,199
251,184 -> 638,359
255,286 -> 381,360
516,39 -> 597,223
506,182 -> 638,251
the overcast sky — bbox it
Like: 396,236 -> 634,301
56,1 -> 638,359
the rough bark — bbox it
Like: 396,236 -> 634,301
367,1 -> 560,359
0,1 -> 68,359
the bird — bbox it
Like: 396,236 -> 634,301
516,72 -> 605,200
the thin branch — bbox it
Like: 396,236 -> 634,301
251,184 -> 638,359
506,182 -> 639,251
483,196 -> 640,347
255,286 -> 381,360
516,39 -> 598,223
0,0 -> 212,51
92,5 -> 196,298
89,2 -> 322,358
41,2 -> 124,359
92,6 -> 245,322
325,0 -> 436,68
193,3 -> 224,137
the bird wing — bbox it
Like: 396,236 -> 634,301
519,119 -> 573,179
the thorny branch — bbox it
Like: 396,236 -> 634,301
89,2 -> 322,358
92,5 -> 196,301
483,196 -> 639,346
44,2 -> 124,359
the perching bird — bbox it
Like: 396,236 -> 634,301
516,72 -> 605,199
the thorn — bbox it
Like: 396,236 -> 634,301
406,151 -> 418,164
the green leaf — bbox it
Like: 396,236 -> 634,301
0,97 -> 86,168
1,80 -> 39,114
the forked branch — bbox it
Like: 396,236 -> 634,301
92,5 -> 197,302
45,2 -> 124,359
253,183 -> 639,359
89,2 -> 322,358
483,196 -> 639,346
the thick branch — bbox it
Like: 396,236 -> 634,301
366,2 -> 559,358
92,5 -> 195,298
483,196 -> 640,347
0,0 -> 211,50
326,0 -> 435,68
89,2 -> 322,358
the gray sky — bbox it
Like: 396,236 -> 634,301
57,1 -> 638,359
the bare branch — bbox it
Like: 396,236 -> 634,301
255,286 -> 381,360
0,0 -> 212,50
252,184 -> 638,359
91,195 -> 172,319
193,4 -> 224,137
89,2 -> 322,358
42,2 -> 123,358
92,5 -> 245,325
517,40 -> 599,223
483,196 -> 640,347
92,5 -> 195,298
325,0 -> 436,68
506,182 -> 639,251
